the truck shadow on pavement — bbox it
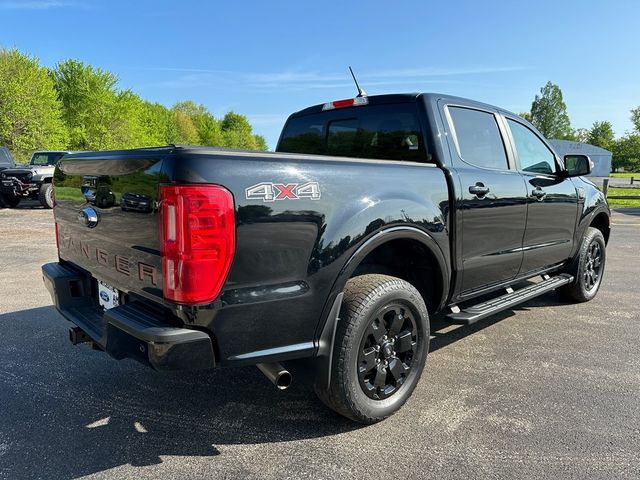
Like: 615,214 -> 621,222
0,294 -> 566,479
0,306 -> 357,479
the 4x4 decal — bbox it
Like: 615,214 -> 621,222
245,182 -> 321,202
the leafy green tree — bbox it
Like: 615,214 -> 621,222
519,112 -> 532,122
631,106 -> 640,133
586,121 -> 615,151
173,100 -> 224,145
170,110 -> 200,144
52,59 -> 124,150
140,101 -> 172,145
253,134 -> 268,151
4,48 -> 267,154
220,112 -> 265,149
530,81 -> 574,140
611,134 -> 640,171
112,89 -> 151,148
573,128 -> 590,143
0,48 -> 67,161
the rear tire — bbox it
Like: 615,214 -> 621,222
1,194 -> 20,208
315,274 -> 429,424
557,227 -> 606,302
38,183 -> 53,209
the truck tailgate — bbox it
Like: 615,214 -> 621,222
54,150 -> 168,303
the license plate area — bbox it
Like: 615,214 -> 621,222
98,281 -> 120,310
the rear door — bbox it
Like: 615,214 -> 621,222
442,104 -> 529,296
503,117 -> 578,272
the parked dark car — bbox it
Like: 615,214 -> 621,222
0,146 -> 15,171
120,192 -> 153,213
42,93 -> 610,423
0,147 -> 16,207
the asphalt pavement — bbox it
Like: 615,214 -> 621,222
1,200 -> 639,479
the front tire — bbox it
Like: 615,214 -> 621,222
315,274 -> 429,424
38,183 -> 53,209
557,227 -> 606,302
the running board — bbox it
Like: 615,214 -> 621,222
446,274 -> 574,325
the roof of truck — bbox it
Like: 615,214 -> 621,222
286,92 -> 521,120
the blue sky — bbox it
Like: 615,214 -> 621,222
1,0 -> 638,149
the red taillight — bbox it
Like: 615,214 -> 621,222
322,96 -> 368,111
159,184 -> 235,305
54,222 -> 59,250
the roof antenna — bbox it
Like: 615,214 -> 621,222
349,66 -> 367,98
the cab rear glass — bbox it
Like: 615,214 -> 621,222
278,103 -> 426,162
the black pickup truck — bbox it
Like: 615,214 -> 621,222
42,93 -> 610,423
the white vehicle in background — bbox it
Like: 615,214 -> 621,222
0,151 -> 72,208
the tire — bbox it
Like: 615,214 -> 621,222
557,227 -> 606,302
38,183 -> 54,209
1,194 -> 20,208
315,274 -> 429,424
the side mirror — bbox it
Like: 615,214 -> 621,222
563,154 -> 592,177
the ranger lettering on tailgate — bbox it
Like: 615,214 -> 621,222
58,234 -> 158,286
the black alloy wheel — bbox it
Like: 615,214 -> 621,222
357,303 -> 417,400
314,274 -> 429,424
583,240 -> 603,292
558,226 -> 606,303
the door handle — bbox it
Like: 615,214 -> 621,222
531,188 -> 546,201
469,183 -> 490,197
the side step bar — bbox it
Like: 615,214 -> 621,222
446,274 -> 574,325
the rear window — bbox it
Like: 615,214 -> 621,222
278,103 -> 426,162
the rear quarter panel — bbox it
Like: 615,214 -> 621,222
163,150 -> 450,365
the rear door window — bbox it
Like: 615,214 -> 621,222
447,106 -> 509,170
278,103 -> 426,162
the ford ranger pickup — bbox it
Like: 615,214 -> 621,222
42,93 -> 610,423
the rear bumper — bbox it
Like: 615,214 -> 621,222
42,262 -> 216,371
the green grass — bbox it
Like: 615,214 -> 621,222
602,186 -> 640,208
54,186 -> 85,202
55,186 -> 122,204
610,173 -> 640,178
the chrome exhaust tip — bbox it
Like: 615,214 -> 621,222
257,362 -> 292,390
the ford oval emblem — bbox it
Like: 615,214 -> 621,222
99,290 -> 110,302
78,207 -> 99,228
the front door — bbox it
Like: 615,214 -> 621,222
504,118 -> 579,273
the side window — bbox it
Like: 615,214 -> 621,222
448,106 -> 509,170
507,119 -> 556,174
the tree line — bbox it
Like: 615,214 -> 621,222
521,81 -> 640,172
0,48 -> 267,163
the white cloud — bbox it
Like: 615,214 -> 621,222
138,65 -> 527,91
